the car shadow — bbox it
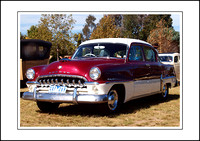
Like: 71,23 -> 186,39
37,93 -> 180,118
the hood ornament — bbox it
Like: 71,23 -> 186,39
58,66 -> 62,69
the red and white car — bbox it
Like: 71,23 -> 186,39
22,38 -> 176,112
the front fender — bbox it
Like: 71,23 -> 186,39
27,65 -> 47,81
96,63 -> 133,83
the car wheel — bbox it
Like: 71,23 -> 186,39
107,89 -> 119,111
37,101 -> 60,112
161,84 -> 169,99
102,88 -> 123,113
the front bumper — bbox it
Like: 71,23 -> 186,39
22,81 -> 112,104
22,88 -> 108,104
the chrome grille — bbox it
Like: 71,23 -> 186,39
37,75 -> 87,88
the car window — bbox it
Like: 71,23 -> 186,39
159,56 -> 173,62
174,56 -> 179,63
23,43 -> 37,57
73,43 -> 127,59
143,46 -> 156,62
129,45 -> 143,61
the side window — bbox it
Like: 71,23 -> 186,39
129,45 -> 143,61
143,46 -> 156,62
174,56 -> 179,63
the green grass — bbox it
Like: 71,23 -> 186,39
20,86 -> 180,127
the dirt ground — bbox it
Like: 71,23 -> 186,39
20,86 -> 180,127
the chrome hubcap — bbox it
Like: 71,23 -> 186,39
162,85 -> 168,97
108,90 -> 118,111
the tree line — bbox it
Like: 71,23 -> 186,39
20,14 -> 180,61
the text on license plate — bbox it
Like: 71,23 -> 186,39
49,86 -> 67,93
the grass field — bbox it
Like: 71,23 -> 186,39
20,86 -> 180,127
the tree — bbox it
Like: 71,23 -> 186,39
110,14 -> 123,27
20,32 -> 27,40
27,25 -> 52,42
140,14 -> 173,41
90,15 -> 120,39
77,33 -> 82,47
73,33 -> 83,47
147,19 -> 179,53
122,15 -> 141,39
82,15 -> 96,40
39,14 -> 75,61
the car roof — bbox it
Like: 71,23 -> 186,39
80,38 -> 152,46
21,39 -> 52,47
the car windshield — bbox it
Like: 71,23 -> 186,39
159,56 -> 173,62
72,43 -> 127,59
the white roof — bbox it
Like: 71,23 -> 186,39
80,38 -> 152,46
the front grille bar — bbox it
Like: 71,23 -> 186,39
36,74 -> 87,82
37,75 -> 88,88
38,79 -> 86,88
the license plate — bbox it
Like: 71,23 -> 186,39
49,85 -> 67,93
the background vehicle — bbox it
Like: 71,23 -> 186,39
158,53 -> 180,82
20,39 -> 52,87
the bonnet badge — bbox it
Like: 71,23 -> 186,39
58,66 -> 62,69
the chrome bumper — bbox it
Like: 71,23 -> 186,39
22,89 -> 108,104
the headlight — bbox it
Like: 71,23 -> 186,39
26,68 -> 35,80
89,67 -> 101,80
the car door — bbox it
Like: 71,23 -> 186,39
128,44 -> 151,97
142,45 -> 162,93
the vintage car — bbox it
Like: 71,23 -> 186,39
158,53 -> 180,82
22,38 -> 176,113
20,39 -> 52,84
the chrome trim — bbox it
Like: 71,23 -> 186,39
72,79 -> 75,85
105,80 -> 132,84
163,76 -> 176,79
51,79 -> 54,84
78,80 -> 81,85
73,88 -> 78,104
33,87 -> 37,100
47,79 -> 50,84
55,79 -> 58,84
22,92 -> 108,104
36,74 -> 88,82
84,82 -> 99,85
67,79 -> 69,85
26,81 -> 40,85
108,90 -> 118,111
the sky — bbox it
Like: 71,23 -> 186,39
20,14 -> 180,35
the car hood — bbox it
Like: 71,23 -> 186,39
38,58 -> 125,80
